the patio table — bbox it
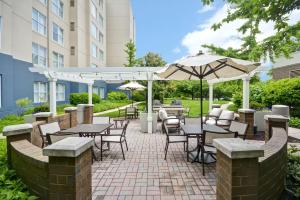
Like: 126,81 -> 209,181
181,124 -> 229,164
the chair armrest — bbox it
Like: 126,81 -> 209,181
101,134 -> 123,137
216,118 -> 234,122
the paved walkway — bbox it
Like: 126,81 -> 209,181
92,120 -> 216,200
94,102 -> 143,116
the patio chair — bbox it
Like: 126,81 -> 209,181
125,107 -> 137,119
203,108 -> 222,122
228,121 -> 249,140
171,100 -> 182,106
38,122 -> 61,148
100,120 -> 130,161
153,100 -> 162,106
158,109 -> 184,133
93,116 -> 110,124
205,110 -> 235,129
183,107 -> 190,117
162,121 -> 187,160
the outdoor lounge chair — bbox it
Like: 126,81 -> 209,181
205,110 -> 235,129
38,122 -> 61,147
100,120 -> 130,161
203,108 -> 222,122
162,121 -> 187,160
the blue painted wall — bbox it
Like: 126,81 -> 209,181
0,53 -> 110,118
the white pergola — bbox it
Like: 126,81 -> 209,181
29,66 -> 262,133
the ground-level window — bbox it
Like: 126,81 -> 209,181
56,83 -> 65,101
34,82 -> 48,103
93,87 -> 105,99
0,74 -> 2,108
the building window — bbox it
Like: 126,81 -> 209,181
99,14 -> 104,27
91,64 -> 98,68
34,82 -> 48,103
91,2 -> 97,19
70,22 -> 75,31
53,23 -> 63,45
99,32 -> 103,44
92,43 -> 97,58
32,43 -> 47,67
39,0 -> 47,5
56,83 -> 65,101
70,46 -> 75,55
99,50 -> 104,61
0,16 -> 2,49
0,75 -> 2,108
32,8 -> 47,36
91,22 -> 97,39
70,0 -> 75,7
53,52 -> 64,68
93,87 -> 105,99
52,0 -> 64,18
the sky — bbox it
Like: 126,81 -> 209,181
131,0 -> 300,66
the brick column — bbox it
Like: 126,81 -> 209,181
3,124 -> 33,167
238,109 -> 255,139
64,107 -> 78,127
34,112 -> 53,123
213,138 -> 264,200
84,105 -> 94,124
264,115 -> 289,141
43,137 -> 93,200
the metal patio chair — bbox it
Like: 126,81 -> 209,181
38,122 -> 61,148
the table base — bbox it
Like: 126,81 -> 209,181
189,151 -> 216,164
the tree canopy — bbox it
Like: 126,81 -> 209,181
124,40 -> 137,67
137,52 -> 167,67
201,0 -> 300,61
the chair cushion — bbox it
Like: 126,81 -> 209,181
102,136 -> 122,142
159,109 -> 168,120
169,135 -> 187,142
210,108 -> 222,117
217,120 -> 231,126
219,110 -> 234,120
166,118 -> 180,125
39,122 -> 61,136
205,119 -> 217,125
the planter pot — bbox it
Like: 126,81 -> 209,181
254,111 -> 271,132
139,112 -> 158,133
24,114 -> 36,123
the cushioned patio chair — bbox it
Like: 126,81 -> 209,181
162,121 -> 187,160
100,120 -> 130,161
205,110 -> 235,129
158,109 -> 184,133
38,122 -> 61,148
203,108 -> 222,122
228,121 -> 249,140
125,107 -> 137,119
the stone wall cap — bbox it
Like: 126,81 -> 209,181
64,107 -> 78,111
77,104 -> 94,107
43,137 -> 93,157
3,124 -> 33,136
238,109 -> 256,113
264,114 -> 289,122
33,112 -> 53,117
213,138 -> 264,159
272,105 -> 289,108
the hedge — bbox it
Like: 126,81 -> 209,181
69,93 -> 100,105
107,91 -> 128,101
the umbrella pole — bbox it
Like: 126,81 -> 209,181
131,89 -> 133,106
200,78 -> 203,129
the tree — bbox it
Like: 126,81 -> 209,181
124,40 -> 137,67
201,0 -> 300,61
137,52 -> 167,67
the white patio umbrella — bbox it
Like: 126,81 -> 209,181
158,52 -> 260,128
118,81 -> 146,106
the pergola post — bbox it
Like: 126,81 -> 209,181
88,83 -> 93,105
242,76 -> 250,109
49,78 -> 57,116
147,79 -> 153,134
209,83 -> 214,111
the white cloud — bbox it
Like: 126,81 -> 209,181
182,5 -> 300,55
198,5 -> 215,14
172,47 -> 181,54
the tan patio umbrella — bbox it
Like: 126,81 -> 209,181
118,81 -> 146,106
158,52 -> 260,128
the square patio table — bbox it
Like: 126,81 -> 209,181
181,124 -> 229,163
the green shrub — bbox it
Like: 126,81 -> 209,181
69,93 -> 100,105
107,91 -> 128,101
286,146 -> 300,198
232,92 -> 242,108
132,91 -> 145,101
289,117 -> 300,128
93,100 -> 131,113
0,140 -> 37,199
33,104 -> 49,113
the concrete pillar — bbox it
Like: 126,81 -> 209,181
147,80 -> 153,133
3,124 -> 33,167
238,109 -> 256,139
43,137 -> 93,200
209,83 -> 213,111
213,138 -> 264,200
242,76 -> 250,109
49,78 -> 57,115
33,112 -> 53,123
64,107 -> 78,127
88,83 -> 93,105
264,115 -> 289,141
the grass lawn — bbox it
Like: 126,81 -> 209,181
0,115 -> 24,133
164,99 -> 229,117
93,100 -> 132,113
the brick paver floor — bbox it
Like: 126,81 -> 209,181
92,119 -> 216,200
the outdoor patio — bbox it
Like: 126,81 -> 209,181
92,119 -> 216,200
